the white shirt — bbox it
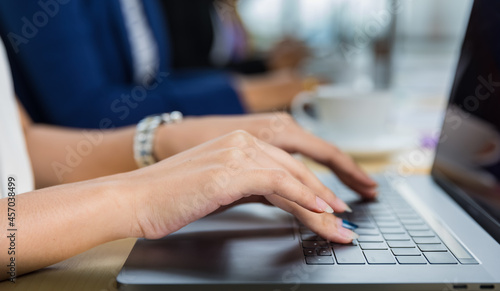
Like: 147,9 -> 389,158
0,40 -> 34,197
119,0 -> 160,85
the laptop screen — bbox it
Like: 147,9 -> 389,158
431,0 -> 500,243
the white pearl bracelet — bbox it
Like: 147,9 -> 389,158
133,111 -> 183,168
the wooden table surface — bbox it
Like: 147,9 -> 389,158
1,155 -> 431,291
2,238 -> 137,291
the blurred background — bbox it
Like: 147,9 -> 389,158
239,0 -> 470,93
238,0 -> 473,169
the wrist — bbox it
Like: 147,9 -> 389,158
154,116 -> 212,160
153,122 -> 178,160
99,173 -> 147,239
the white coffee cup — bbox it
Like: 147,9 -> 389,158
292,85 -> 393,143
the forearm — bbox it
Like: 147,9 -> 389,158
0,176 -> 134,281
26,124 -> 137,188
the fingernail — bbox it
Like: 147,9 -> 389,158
316,196 -> 334,214
336,198 -> 352,213
342,219 -> 359,230
338,226 -> 360,240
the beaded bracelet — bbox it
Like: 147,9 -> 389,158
133,111 -> 183,168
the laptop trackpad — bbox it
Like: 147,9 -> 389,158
120,204 -> 299,281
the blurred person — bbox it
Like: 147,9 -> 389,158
162,0 -> 310,74
0,38 -> 377,280
0,0 -> 305,129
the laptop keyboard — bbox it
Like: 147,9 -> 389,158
300,178 -> 466,265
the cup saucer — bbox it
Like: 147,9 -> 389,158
315,131 -> 417,159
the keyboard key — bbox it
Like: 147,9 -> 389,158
333,245 -> 366,264
373,216 -> 398,222
366,204 -> 387,211
376,221 -> 401,228
349,205 -> 364,212
355,228 -> 380,235
380,227 -> 406,234
303,249 -> 316,256
318,248 -> 332,256
332,240 -> 359,247
418,244 -> 447,252
301,234 -> 326,241
299,227 -> 314,234
383,234 -> 411,241
348,214 -> 370,220
366,210 -> 388,215
391,248 -> 420,256
393,206 -> 415,212
404,224 -> 429,231
354,222 -> 376,229
363,250 -> 397,264
394,208 -> 416,214
360,243 -> 388,250
396,255 -> 427,265
400,218 -> 425,225
371,209 -> 396,215
306,256 -> 334,265
367,212 -> 391,218
357,235 -> 384,242
303,241 -> 328,248
396,213 -> 420,219
394,207 -> 416,213
387,241 -> 415,248
408,230 -> 435,237
350,218 -> 371,224
413,237 -> 440,244
388,202 -> 410,208
348,205 -> 366,211
371,212 -> 395,218
458,258 -> 479,265
423,252 -> 457,264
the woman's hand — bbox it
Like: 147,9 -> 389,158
235,69 -> 305,112
155,113 -> 377,198
124,130 -> 358,243
267,37 -> 310,71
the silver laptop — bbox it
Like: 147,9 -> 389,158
117,1 -> 500,289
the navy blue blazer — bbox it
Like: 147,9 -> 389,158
0,0 -> 245,128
